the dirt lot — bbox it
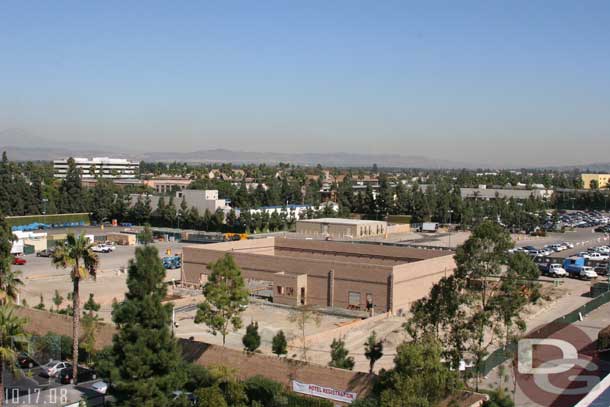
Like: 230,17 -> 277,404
15,241 -> 186,321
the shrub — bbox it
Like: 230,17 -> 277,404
599,325 -> 610,352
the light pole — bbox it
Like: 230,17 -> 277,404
42,198 -> 48,225
447,209 -> 454,249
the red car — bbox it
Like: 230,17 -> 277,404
12,257 -> 27,265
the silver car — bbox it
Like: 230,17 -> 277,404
40,360 -> 70,377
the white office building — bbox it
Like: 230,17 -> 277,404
53,157 -> 139,179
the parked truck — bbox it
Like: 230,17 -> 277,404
563,257 -> 598,280
539,263 -> 568,278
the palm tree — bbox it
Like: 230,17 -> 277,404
51,233 -> 98,384
0,305 -> 28,405
0,267 -> 23,305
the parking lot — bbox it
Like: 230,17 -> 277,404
15,241 -> 187,321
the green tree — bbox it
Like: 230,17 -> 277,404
52,289 -> 64,312
0,268 -> 23,305
138,223 -> 154,245
288,305 -> 321,360
482,389 -> 514,407
454,221 -> 513,389
0,213 -> 21,304
51,233 -> 99,383
194,386 -> 227,407
108,245 -> 186,406
376,336 -> 460,407
34,295 -> 45,310
329,338 -> 354,370
0,305 -> 28,405
242,321 -> 261,352
83,293 -> 101,315
492,252 -> 540,347
271,330 -> 288,357
58,157 -> 84,213
364,331 -> 383,373
195,254 -> 249,346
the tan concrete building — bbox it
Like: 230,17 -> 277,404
296,218 -> 387,239
581,174 -> 610,189
182,238 -> 455,315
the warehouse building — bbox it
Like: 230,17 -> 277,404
182,238 -> 455,315
296,218 -> 387,239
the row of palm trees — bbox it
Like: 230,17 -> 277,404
0,232 -> 99,404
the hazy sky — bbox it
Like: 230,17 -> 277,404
1,1 -> 610,166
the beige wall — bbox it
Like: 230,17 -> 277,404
183,244 -> 394,311
106,233 -> 136,245
183,239 -> 453,313
296,220 -> 387,239
391,254 -> 456,315
387,223 -> 411,234
23,238 -> 46,252
582,173 -> 610,189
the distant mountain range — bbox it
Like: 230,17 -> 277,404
2,129 -> 609,170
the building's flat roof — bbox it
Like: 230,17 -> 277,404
297,218 -> 385,225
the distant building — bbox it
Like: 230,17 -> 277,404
129,190 -> 230,215
175,190 -> 230,214
296,218 -> 387,239
581,174 -> 610,189
460,186 -> 553,200
53,157 -> 139,179
241,202 -> 338,221
144,176 -> 192,193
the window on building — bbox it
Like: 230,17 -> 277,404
287,287 -> 294,296
277,286 -> 284,295
348,291 -> 361,308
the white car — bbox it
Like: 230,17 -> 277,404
563,242 -> 575,249
40,360 -> 70,378
547,264 -> 568,278
103,242 -> 116,251
587,252 -> 609,261
92,244 -> 111,253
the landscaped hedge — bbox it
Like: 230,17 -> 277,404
244,375 -> 333,407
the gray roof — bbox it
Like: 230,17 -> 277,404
297,218 -> 386,225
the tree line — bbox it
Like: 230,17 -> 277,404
3,152 -> 605,235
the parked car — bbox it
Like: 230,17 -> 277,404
594,263 -> 609,276
102,242 -> 116,251
91,244 -> 112,253
90,381 -> 108,394
40,360 -> 70,377
586,252 -> 609,261
17,353 -> 38,369
36,249 -> 55,257
562,242 -> 575,249
12,257 -> 26,265
58,366 -> 97,384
